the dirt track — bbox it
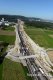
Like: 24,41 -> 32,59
49,35 -> 53,38
0,29 -> 15,36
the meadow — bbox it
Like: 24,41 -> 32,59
25,27 -> 53,48
2,58 -> 32,80
0,35 -> 15,45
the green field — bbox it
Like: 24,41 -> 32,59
0,28 -> 15,80
0,34 -> 15,80
25,27 -> 53,48
2,26 -> 15,31
0,33 -> 15,56
2,58 -> 32,80
0,58 -> 32,80
0,35 -> 15,45
4,26 -> 15,31
0,64 -> 3,80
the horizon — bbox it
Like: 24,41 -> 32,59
0,0 -> 53,20
0,14 -> 53,21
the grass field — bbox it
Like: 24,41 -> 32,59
2,26 -> 15,31
0,35 -> 15,45
0,27 -> 16,80
2,58 -> 32,80
0,28 -> 15,56
0,64 -> 3,80
0,26 -> 15,44
25,27 -> 53,48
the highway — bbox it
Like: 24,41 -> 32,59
17,24 -> 48,80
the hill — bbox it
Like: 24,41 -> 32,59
0,15 -> 53,29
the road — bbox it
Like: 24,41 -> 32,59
17,24 -> 48,80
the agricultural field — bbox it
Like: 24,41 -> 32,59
0,26 -> 15,80
0,63 -> 3,80
0,35 -> 15,45
0,29 -> 15,56
0,26 -> 15,57
0,26 -> 15,45
3,26 -> 15,31
0,25 -> 15,31
1,58 -> 32,80
25,26 -> 53,48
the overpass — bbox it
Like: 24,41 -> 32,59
19,54 -> 39,59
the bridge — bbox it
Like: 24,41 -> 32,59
19,54 -> 39,59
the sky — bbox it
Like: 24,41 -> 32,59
0,0 -> 53,20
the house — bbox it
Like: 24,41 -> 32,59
0,18 -> 10,27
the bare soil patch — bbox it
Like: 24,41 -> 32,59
0,29 -> 15,36
49,35 -> 53,38
47,51 -> 53,63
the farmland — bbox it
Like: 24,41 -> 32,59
2,58 -> 32,80
0,26 -> 16,80
0,35 -> 15,45
25,26 -> 53,48
3,26 -> 15,31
